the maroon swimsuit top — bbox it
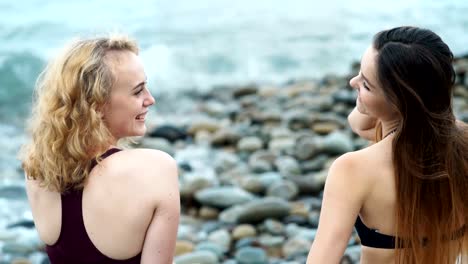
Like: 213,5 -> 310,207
46,148 -> 142,264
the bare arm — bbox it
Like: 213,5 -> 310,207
348,107 -> 378,141
307,153 -> 370,263
141,151 -> 180,264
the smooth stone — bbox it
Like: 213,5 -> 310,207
282,237 -> 312,259
237,137 -> 263,152
180,178 -> 213,199
285,225 -> 317,242
283,215 -> 308,225
208,229 -> 231,252
200,101 -> 231,117
219,205 -> 244,224
211,128 -> 242,147
254,111 -> 282,124
274,156 -> 301,177
199,206 -> 220,220
294,136 -> 319,161
174,250 -> 219,264
214,152 -> 241,173
235,247 -> 268,264
284,82 -> 318,97
268,137 -> 296,153
248,159 -> 273,173
257,172 -> 283,189
318,131 -> 354,155
263,219 -> 285,235
175,240 -> 195,256
239,177 -> 265,194
232,224 -> 257,240
258,234 -> 285,247
236,198 -> 291,223
177,225 -> 198,241
201,221 -> 225,234
195,187 -> 256,208
195,241 -> 226,259
289,172 -> 327,194
300,154 -> 329,172
289,202 -> 310,218
284,109 -> 315,130
147,125 -> 187,142
266,180 -> 299,201
187,119 -> 221,134
235,237 -> 257,249
312,122 -> 341,135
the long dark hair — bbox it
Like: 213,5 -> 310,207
373,26 -> 468,263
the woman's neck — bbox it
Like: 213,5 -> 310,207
381,119 -> 400,138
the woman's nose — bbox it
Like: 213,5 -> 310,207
145,92 -> 156,107
349,75 -> 358,90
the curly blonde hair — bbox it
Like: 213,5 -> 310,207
20,34 -> 139,192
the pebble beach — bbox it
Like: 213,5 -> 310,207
1,56 -> 467,264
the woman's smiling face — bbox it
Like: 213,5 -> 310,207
349,46 -> 397,121
102,50 -> 155,142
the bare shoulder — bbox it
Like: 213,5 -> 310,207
328,146 -> 382,186
94,148 -> 179,200
101,148 -> 177,174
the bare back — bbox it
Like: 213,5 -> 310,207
355,136 -> 397,264
25,148 -> 180,263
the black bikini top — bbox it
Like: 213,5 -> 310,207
355,216 -> 400,249
355,216 -> 467,249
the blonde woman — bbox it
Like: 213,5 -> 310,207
20,35 -> 180,264
307,26 -> 468,263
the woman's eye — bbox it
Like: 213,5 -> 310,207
134,88 -> 144,95
363,82 -> 370,90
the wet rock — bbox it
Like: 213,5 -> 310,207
236,198 -> 291,223
175,240 -> 195,256
232,224 -> 257,240
237,137 -> 263,152
266,180 -> 299,200
147,125 -> 188,142
195,187 -> 256,208
174,250 -> 219,264
235,246 -> 268,264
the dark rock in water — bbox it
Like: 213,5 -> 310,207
0,185 -> 27,200
7,220 -> 35,229
147,125 -> 188,142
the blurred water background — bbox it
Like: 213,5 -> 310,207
1,0 -> 468,193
